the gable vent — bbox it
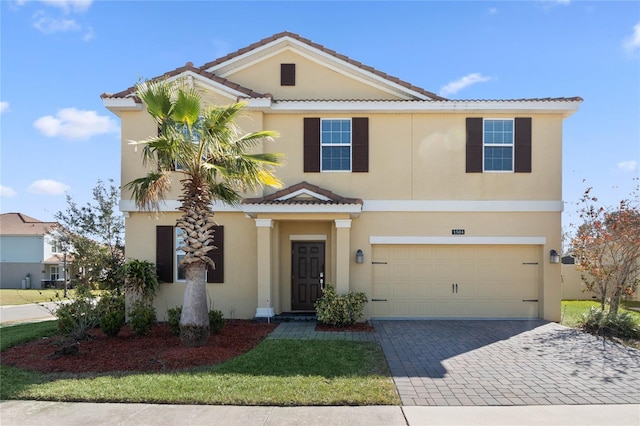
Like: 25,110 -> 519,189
281,63 -> 296,86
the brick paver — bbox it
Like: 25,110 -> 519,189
373,320 -> 640,406
267,321 -> 376,341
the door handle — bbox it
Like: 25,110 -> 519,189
452,283 -> 455,293
455,283 -> 458,293
320,272 -> 324,290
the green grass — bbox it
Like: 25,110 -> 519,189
0,289 -> 71,306
0,321 -> 59,351
0,324 -> 399,406
562,299 -> 640,327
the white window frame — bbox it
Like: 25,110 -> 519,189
483,118 -> 514,173
175,227 -> 186,282
320,118 -> 352,172
50,266 -> 59,281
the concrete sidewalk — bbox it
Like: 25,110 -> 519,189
1,401 -> 639,425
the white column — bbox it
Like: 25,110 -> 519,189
255,219 -> 274,318
334,219 -> 351,295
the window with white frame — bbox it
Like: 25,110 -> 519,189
50,266 -> 59,281
484,119 -> 514,172
321,119 -> 351,171
176,227 -> 186,281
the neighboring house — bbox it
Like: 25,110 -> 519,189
0,213 -> 71,289
102,32 -> 582,322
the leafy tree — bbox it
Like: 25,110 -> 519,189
571,183 -> 640,314
125,79 -> 283,347
53,179 -> 125,292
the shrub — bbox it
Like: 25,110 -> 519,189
55,285 -> 99,340
124,259 -> 159,304
97,294 -> 125,337
167,306 -> 182,335
315,283 -> 368,327
209,309 -> 225,334
580,307 -> 640,339
129,301 -> 157,336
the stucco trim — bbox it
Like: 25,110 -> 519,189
369,236 -> 547,245
289,235 -> 327,241
363,200 -> 564,212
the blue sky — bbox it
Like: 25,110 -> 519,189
1,0 -> 639,233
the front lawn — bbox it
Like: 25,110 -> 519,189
0,289 -> 71,306
0,322 -> 399,406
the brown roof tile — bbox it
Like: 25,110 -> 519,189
242,181 -> 363,205
0,213 -> 58,235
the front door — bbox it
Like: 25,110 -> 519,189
291,242 -> 325,310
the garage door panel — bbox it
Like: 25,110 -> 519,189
372,245 -> 540,319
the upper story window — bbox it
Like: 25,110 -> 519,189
484,119 -> 514,172
50,240 -> 61,253
321,119 -> 351,171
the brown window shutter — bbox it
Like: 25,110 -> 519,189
206,226 -> 224,283
515,117 -> 532,173
304,118 -> 320,172
466,118 -> 483,173
281,63 -> 296,86
352,117 -> 369,172
156,226 -> 174,283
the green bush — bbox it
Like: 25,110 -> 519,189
129,301 -> 157,336
97,294 -> 125,337
315,283 -> 368,327
580,307 -> 640,339
55,285 -> 100,340
209,309 -> 225,334
124,259 -> 159,304
167,306 -> 182,335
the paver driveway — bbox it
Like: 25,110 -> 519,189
372,320 -> 640,406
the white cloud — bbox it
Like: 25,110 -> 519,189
0,101 -> 9,113
33,14 -> 80,34
440,73 -> 493,97
33,108 -> 119,140
623,23 -> 640,52
0,185 -> 17,197
488,7 -> 498,15
28,179 -> 70,195
617,160 -> 638,172
16,0 -> 92,13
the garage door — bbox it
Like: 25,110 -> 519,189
371,245 -> 540,319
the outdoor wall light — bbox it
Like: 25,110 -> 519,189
356,249 -> 364,264
550,249 -> 561,264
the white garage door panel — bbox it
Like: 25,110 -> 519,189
371,245 -> 540,319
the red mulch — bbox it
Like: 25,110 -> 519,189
1,321 -> 276,374
315,322 -> 374,332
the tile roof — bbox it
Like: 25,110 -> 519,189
242,181 -> 363,206
101,31 -> 447,102
0,213 -> 58,236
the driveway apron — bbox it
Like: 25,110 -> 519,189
372,320 -> 640,406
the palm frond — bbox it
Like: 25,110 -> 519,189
123,172 -> 172,211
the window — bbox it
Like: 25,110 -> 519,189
466,117 -> 532,173
156,225 -> 224,284
321,119 -> 351,171
51,240 -> 61,253
176,227 -> 186,281
484,119 -> 514,172
50,266 -> 59,281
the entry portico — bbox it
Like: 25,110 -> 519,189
243,182 -> 363,318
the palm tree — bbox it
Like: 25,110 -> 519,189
125,79 -> 283,346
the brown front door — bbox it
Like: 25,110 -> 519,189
291,242 -> 325,310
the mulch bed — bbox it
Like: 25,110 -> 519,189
1,320 -> 277,374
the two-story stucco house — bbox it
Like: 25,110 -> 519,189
102,32 -> 581,322
0,213 -> 68,289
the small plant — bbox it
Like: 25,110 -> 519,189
98,293 -> 125,337
124,259 -> 159,304
315,283 -> 368,327
167,306 -> 182,335
209,309 -> 225,334
580,307 -> 640,339
55,284 -> 99,340
129,301 -> 157,336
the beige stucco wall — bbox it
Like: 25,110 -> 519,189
561,263 -> 639,302
223,50 -> 401,100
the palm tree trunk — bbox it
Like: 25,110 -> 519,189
179,262 -> 210,346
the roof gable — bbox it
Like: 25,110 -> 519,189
243,181 -> 363,206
